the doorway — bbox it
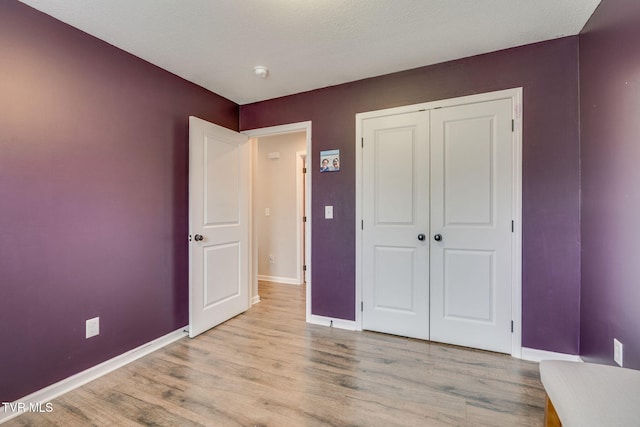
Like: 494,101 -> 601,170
355,89 -> 522,356
243,122 -> 312,318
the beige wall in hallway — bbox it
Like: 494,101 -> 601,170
255,132 -> 306,283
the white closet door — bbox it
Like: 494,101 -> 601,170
361,111 -> 430,339
429,99 -> 513,353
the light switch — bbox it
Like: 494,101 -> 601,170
325,205 -> 333,219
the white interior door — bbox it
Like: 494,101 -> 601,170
361,111 -> 430,339
189,116 -> 250,338
429,99 -> 513,353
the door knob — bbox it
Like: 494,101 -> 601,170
417,234 -> 426,241
434,234 -> 442,242
194,234 -> 204,241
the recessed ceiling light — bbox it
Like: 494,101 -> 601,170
253,65 -> 269,78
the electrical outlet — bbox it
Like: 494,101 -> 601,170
614,338 -> 623,366
86,317 -> 100,339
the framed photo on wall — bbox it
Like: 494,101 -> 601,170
320,149 -> 340,172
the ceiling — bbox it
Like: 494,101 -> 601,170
19,0 -> 600,105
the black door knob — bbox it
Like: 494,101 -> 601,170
194,234 -> 204,241
434,234 -> 442,242
417,234 -> 426,241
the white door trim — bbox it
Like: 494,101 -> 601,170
355,88 -> 523,358
296,151 -> 308,285
243,122 -> 312,320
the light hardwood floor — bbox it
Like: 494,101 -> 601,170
7,282 -> 545,426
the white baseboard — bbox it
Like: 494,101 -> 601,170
307,314 -> 358,331
0,327 -> 187,424
521,347 -> 583,363
258,274 -> 301,285
251,295 -> 261,305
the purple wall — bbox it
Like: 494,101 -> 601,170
0,1 -> 238,401
241,38 -> 582,355
2,0 -> 605,403
579,0 -> 640,368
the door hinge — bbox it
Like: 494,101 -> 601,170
361,301 -> 364,312
303,265 -> 307,271
303,167 -> 307,174
512,119 -> 515,132
188,234 -> 192,242
511,220 -> 514,232
361,137 -> 364,148
361,220 -> 364,230
511,320 -> 514,333
303,216 -> 307,222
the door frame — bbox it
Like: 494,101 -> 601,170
297,151 -> 309,284
355,88 -> 523,358
243,121 -> 312,319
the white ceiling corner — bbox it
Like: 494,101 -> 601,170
18,0 -> 600,105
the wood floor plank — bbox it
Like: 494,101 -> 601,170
5,282 -> 544,426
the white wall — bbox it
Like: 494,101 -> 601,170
255,132 -> 306,283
